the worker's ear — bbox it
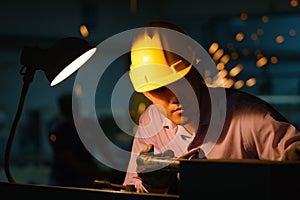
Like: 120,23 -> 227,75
143,91 -> 167,117
143,91 -> 155,103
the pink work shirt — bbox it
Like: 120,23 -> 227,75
123,89 -> 300,191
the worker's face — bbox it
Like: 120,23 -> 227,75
143,74 -> 200,125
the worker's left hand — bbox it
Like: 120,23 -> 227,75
284,142 -> 300,161
136,144 -> 179,193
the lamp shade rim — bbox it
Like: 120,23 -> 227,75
50,47 -> 96,86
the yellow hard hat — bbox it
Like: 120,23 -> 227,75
129,28 -> 192,93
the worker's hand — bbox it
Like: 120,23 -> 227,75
128,177 -> 149,193
284,142 -> 300,161
136,144 -> 179,193
137,163 -> 178,194
178,147 -> 206,160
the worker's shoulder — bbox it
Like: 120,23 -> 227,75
225,88 -> 264,105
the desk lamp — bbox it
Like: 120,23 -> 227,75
4,37 -> 97,183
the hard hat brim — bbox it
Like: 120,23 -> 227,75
130,64 -> 192,93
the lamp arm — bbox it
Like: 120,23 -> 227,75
4,65 -> 35,183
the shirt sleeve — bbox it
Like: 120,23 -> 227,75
122,105 -> 158,190
242,110 -> 300,161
